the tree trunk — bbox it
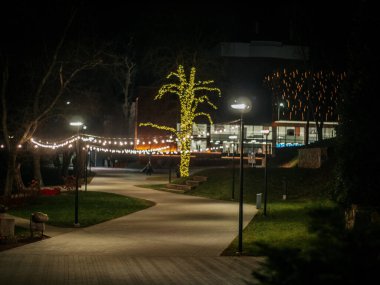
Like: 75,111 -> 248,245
179,138 -> 191,177
122,64 -> 133,136
3,150 -> 17,197
316,119 -> 324,142
61,151 -> 72,177
305,76 -> 312,146
32,150 -> 44,187
305,111 -> 310,145
123,101 -> 131,136
128,101 -> 137,138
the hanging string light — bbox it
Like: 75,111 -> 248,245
139,65 -> 221,177
264,69 -> 346,122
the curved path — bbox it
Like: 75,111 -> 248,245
0,167 -> 261,284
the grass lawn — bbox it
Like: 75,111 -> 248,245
9,191 -> 155,227
161,162 -> 337,256
222,199 -> 337,256
187,165 -> 333,256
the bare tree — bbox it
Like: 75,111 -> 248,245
1,13 -> 102,197
103,43 -> 136,136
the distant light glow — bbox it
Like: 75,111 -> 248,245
230,98 -> 252,113
70,122 -> 83,126
231,103 -> 248,110
276,142 -> 303,148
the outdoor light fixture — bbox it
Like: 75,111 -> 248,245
276,102 -> 284,147
70,121 -> 83,127
230,97 -> 252,254
277,102 -> 284,121
261,129 -> 271,216
231,98 -> 251,113
70,120 -> 84,227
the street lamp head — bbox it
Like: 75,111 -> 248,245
70,121 -> 83,127
230,97 -> 252,113
231,103 -> 248,110
277,102 -> 285,121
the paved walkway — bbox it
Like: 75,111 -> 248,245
1,167 -> 261,284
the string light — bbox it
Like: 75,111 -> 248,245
29,134 -> 172,155
264,69 -> 346,123
139,65 -> 221,177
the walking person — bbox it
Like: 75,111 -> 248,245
142,160 -> 153,176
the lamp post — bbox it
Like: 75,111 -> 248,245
168,150 -> 172,183
229,136 -> 238,200
277,102 -> 284,121
277,102 -> 284,147
82,125 -> 88,192
231,145 -> 235,200
230,98 -> 251,254
70,121 -> 83,227
261,129 -> 270,216
85,149 -> 88,192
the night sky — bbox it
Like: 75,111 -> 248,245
3,0 -> 356,61
1,0 -> 368,136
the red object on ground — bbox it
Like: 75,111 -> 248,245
39,188 -> 61,196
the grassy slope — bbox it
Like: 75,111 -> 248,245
184,159 -> 336,255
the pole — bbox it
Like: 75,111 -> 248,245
85,149 -> 88,192
89,150 -> 92,172
238,113 -> 244,254
169,149 -> 172,183
74,129 -> 80,227
263,134 -> 268,216
231,147 -> 235,199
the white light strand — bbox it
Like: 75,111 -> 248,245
30,134 -> 175,150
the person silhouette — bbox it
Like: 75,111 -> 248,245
145,161 -> 153,176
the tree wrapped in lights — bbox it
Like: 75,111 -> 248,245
140,65 -> 221,177
264,69 -> 346,143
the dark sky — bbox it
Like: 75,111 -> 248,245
2,0 -> 361,69
2,1 -> 356,47
2,0 -> 368,133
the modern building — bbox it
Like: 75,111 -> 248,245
132,41 -> 338,154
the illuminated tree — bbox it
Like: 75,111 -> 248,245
140,65 -> 221,177
264,69 -> 346,143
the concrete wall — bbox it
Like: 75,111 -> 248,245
298,147 -> 328,168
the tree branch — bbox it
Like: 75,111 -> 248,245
139,122 -> 176,134
33,10 -> 77,116
1,64 -> 10,149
